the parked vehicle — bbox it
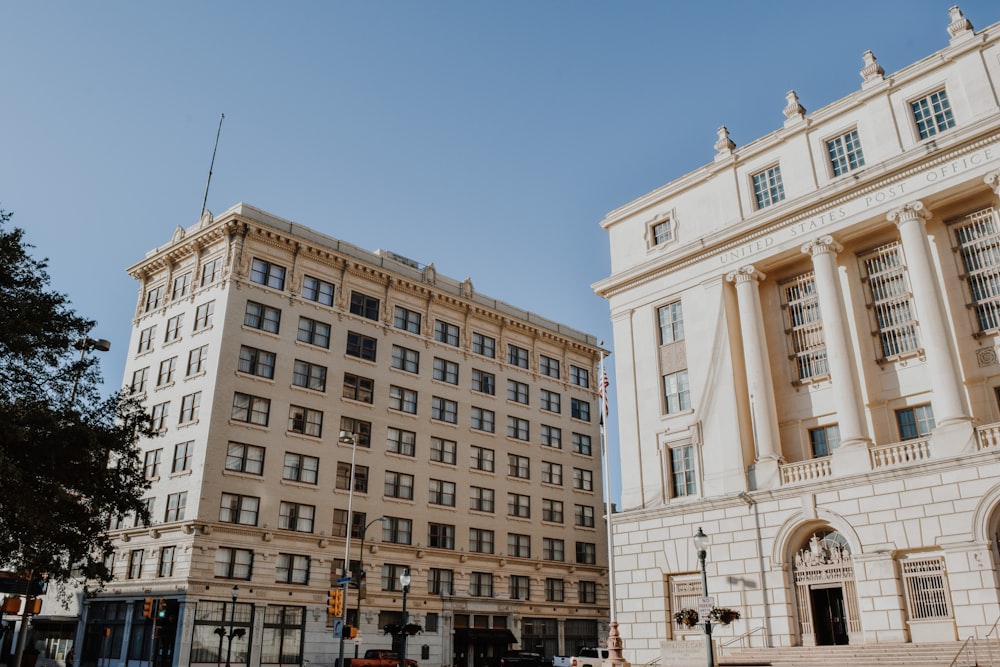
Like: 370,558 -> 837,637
499,651 -> 549,667
349,649 -> 418,667
569,648 -> 609,667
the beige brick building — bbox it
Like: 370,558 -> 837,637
78,204 -> 608,667
594,6 -> 1000,660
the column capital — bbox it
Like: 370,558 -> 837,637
725,265 -> 766,285
886,200 -> 931,226
985,170 -> 1000,196
800,235 -> 842,257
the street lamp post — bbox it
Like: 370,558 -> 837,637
693,527 -> 714,667
68,336 -> 111,406
399,569 -> 411,667
216,585 -> 245,667
337,430 -> 360,667
355,516 -> 387,658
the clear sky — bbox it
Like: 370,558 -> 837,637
3,1 -> 998,506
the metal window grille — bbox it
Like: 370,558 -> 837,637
955,207 -> 1000,332
781,272 -> 828,381
860,242 -> 920,358
902,557 -> 951,619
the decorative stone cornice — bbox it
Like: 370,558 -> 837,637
947,5 -> 974,43
859,50 -> 885,85
725,265 -> 766,285
886,200 -> 932,226
801,235 -> 842,257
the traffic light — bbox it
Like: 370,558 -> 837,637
142,597 -> 154,618
157,598 -> 167,619
349,626 -> 358,639
327,589 -> 343,616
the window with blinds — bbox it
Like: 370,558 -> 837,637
781,272 -> 828,382
859,242 -> 920,359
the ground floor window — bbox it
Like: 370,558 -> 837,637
190,600 -> 252,664
564,618 -> 598,656
901,556 -> 951,620
261,605 -> 305,664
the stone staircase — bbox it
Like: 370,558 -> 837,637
717,641 -> 1000,667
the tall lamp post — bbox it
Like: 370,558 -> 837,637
337,430 -> 360,667
693,528 -> 714,667
399,569 -> 411,667
68,336 -> 111,406
214,585 -> 245,667
355,516 -> 387,658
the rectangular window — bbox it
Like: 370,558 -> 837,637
541,461 -> 562,485
470,486 -> 494,513
200,257 -> 223,287
225,442 -> 265,475
158,546 -> 175,578
575,504 -> 595,527
571,398 -> 591,421
187,345 -> 208,375
347,331 -> 377,361
336,462 -> 369,493
545,578 -> 565,602
260,606 -> 304,665
471,407 -> 495,433
279,501 -> 315,533
340,417 -> 372,448
144,285 -> 164,312
860,242 -> 920,358
432,396 -> 458,423
251,258 -> 286,290
579,581 -> 597,604
507,493 -> 530,518
386,427 -> 417,456
144,449 -> 162,479
752,165 -> 785,209
576,542 -> 597,564
220,493 -> 260,525
130,367 -> 149,394
670,445 -> 697,496
471,446 -> 494,472
214,547 -> 253,580
896,405 -> 935,441
543,537 -> 564,561
658,302 -> 684,344
288,405 -> 323,437
385,471 -> 415,500
302,275 -> 335,305
469,528 -> 494,554
572,432 -> 592,456
429,568 -> 454,595
428,522 -> 456,549
570,365 -> 590,388
433,357 -> 459,384
782,272 -> 828,381
435,320 -> 460,346
172,272 -> 191,300
469,572 -> 494,597
157,357 -> 177,386
540,355 -> 560,378
165,314 -> 183,342
508,454 -> 530,479
292,359 -> 327,392
383,517 -> 412,544
238,345 -> 276,379
429,480 -> 456,507
342,373 -> 374,403
151,402 -> 170,431
381,563 -> 410,591
911,89 -> 955,139
244,300 -> 281,333
350,291 -> 380,321
472,332 -> 496,358
297,317 -> 331,348
540,389 -> 561,413
955,207 -> 1000,332
902,557 -> 952,619
472,369 -> 495,395
389,385 -> 418,414
507,380 -> 529,404
810,425 -> 841,458
508,344 -> 529,368
507,416 -> 529,441
662,371 -> 691,414
393,306 -> 422,333
508,533 -> 530,558
275,553 -> 310,584
541,425 -> 562,448
827,128 -> 865,176
179,392 -> 201,424
509,575 -> 530,600
138,326 -> 156,353
283,453 -> 319,484
164,492 -> 187,522
128,549 -> 144,579
194,300 -> 215,330
652,219 -> 673,245
391,345 -> 419,373
543,499 -> 564,523
430,437 -> 457,465
172,441 -> 193,473
573,468 -> 594,492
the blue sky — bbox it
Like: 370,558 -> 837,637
3,1 -> 998,505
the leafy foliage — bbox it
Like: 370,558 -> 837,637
0,208 -> 152,590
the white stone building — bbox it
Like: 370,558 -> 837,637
594,6 -> 1000,659
77,204 -> 608,667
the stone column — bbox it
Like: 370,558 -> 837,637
801,236 -> 872,474
726,265 -> 782,489
887,201 -> 975,455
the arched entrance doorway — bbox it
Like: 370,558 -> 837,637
793,529 -> 860,646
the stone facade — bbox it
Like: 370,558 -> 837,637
595,6 -> 1000,661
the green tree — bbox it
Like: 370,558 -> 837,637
0,207 -> 152,591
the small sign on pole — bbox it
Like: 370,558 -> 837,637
337,577 -> 352,585
697,596 -> 714,617
354,634 -> 363,645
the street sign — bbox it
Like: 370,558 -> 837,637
337,576 -> 352,585
354,634 -> 363,645
697,596 -> 714,617
334,619 -> 344,638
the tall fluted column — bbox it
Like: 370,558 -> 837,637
887,201 -> 974,454
801,236 -> 872,473
726,265 -> 782,489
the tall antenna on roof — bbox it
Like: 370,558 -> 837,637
200,112 -> 225,218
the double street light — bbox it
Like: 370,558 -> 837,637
355,516 -> 387,658
693,527 -> 714,667
399,569 -> 411,667
214,585 -> 244,667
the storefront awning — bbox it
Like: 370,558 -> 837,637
454,628 -> 517,644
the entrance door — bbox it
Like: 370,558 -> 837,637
810,587 -> 849,645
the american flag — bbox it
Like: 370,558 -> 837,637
598,362 -> 610,423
